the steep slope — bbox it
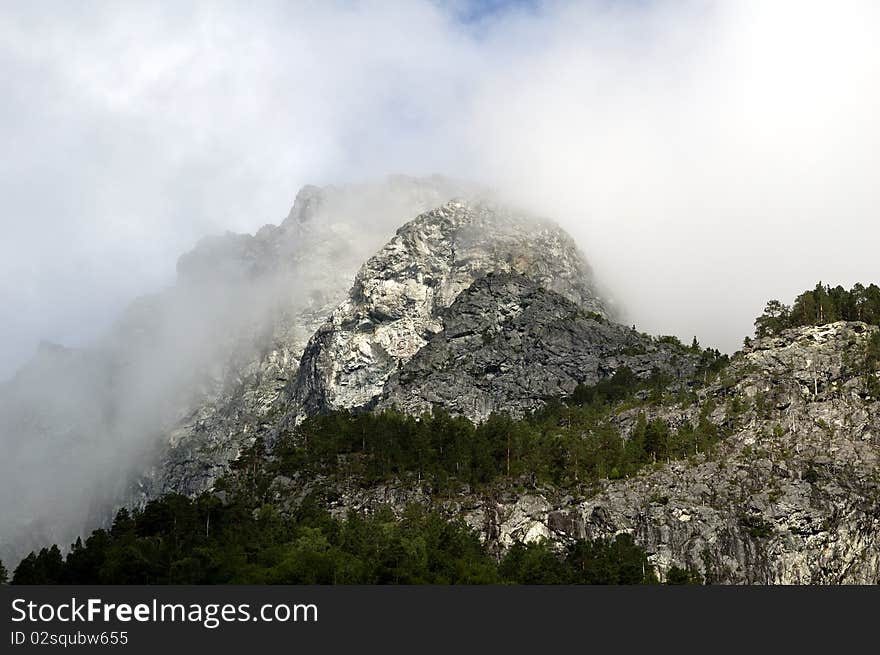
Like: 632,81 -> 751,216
9,187 -> 879,584
14,316 -> 877,584
290,199 -> 609,419
0,175 -> 476,563
378,272 -> 695,420
136,177 -> 478,499
569,321 -> 880,583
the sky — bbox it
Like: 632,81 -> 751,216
1,0 -> 879,379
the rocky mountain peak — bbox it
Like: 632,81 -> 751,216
285,184 -> 325,225
289,199 -> 608,417
0,177 -> 709,571
0,176 -> 481,562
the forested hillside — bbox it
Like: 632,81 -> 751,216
7,356 -> 725,585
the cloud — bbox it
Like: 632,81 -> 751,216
457,0 -> 880,346
1,0 -> 879,380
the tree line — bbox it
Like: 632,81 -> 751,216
238,366 -> 725,501
8,493 -> 679,585
754,282 -> 880,338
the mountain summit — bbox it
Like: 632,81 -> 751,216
291,199 -> 608,418
152,193 -> 691,501
1,177 -> 647,562
4,179 -> 879,587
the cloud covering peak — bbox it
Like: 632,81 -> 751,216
2,0 -> 879,377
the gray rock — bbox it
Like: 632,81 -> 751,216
5,171 -> 878,587
379,271 -> 696,421
289,199 -> 608,419
141,177 -> 481,500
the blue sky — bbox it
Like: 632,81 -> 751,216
452,0 -> 539,23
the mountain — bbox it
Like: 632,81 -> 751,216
150,195 -> 691,501
3,179 -> 879,585
573,321 -> 880,583
0,175 -> 480,562
377,271 -> 693,420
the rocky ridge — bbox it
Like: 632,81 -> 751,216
302,321 -> 880,583
290,200 -> 609,420
378,271 -> 694,421
140,177 -> 476,499
0,176 -> 478,562
6,177 -> 878,585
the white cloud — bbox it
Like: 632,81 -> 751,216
1,0 -> 879,377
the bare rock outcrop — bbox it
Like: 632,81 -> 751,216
290,199 -> 608,419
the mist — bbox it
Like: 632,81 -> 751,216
0,175 -> 473,561
2,0 -> 879,560
3,1 -> 879,376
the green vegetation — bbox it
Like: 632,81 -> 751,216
864,331 -> 880,397
11,495 -> 659,585
665,565 -> 703,585
570,365 -> 644,405
867,331 -> 880,363
13,363 -> 734,585
754,282 -> 880,337
755,282 -> 880,396
694,346 -> 730,384
739,514 -> 774,540
246,367 -> 726,498
499,534 -> 657,584
13,500 -> 497,584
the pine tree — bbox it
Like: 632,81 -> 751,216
852,283 -> 867,321
12,546 -> 64,584
755,300 -> 791,337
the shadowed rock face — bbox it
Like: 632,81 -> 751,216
319,322 -> 880,584
378,272 -> 694,421
290,199 -> 609,419
154,195 -> 630,502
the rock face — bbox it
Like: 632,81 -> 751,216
379,272 -> 694,421
6,174 -> 878,585
0,175 -> 478,562
567,321 -> 880,584
326,322 -> 880,584
290,200 -> 608,419
141,177 -> 477,499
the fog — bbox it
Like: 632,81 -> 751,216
1,1 -> 879,561
0,175 -> 473,560
3,1 -> 879,377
